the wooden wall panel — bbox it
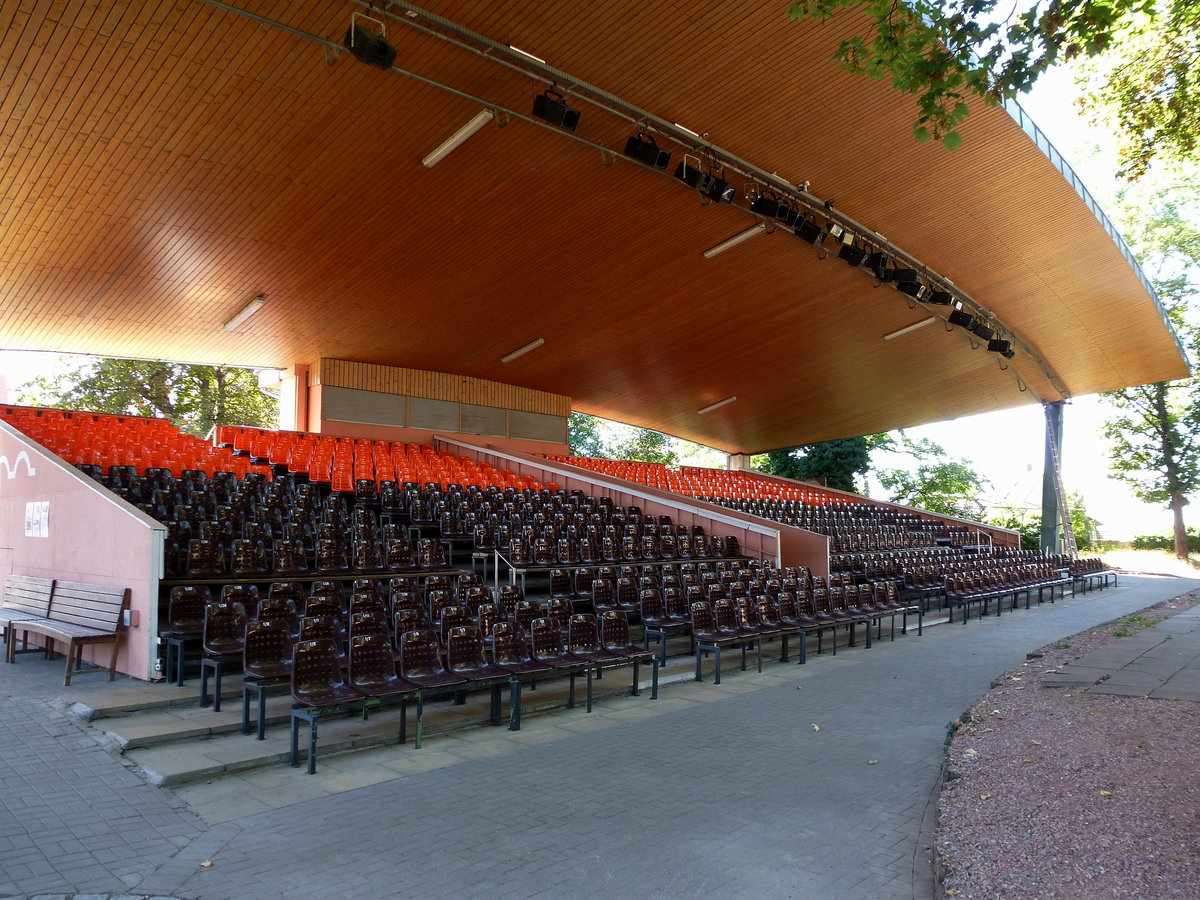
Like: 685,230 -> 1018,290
316,359 -> 570,417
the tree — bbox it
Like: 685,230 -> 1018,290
876,434 -> 990,516
18,358 -> 278,439
1100,188 -> 1200,559
567,412 -> 681,465
786,0 -> 1200,178
756,437 -> 873,492
568,412 -> 606,457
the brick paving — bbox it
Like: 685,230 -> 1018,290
2,574 -> 1197,900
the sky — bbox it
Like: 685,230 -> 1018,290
0,64 -> 1187,542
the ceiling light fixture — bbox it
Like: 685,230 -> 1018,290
223,295 -> 265,332
883,317 -> 936,340
948,309 -> 977,330
703,224 -> 765,258
895,281 -> 928,300
508,45 -> 546,64
500,338 -> 545,363
422,109 -> 494,167
927,289 -> 954,305
532,88 -> 579,131
794,215 -> 826,247
697,396 -> 737,414
674,156 -> 735,203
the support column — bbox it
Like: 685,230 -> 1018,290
1040,401 -> 1064,553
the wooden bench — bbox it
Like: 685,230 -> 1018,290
1,574 -> 55,659
3,580 -> 130,685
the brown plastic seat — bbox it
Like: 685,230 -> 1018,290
348,634 -> 419,699
491,622 -> 552,675
349,609 -> 392,643
566,613 -> 624,663
185,538 -> 225,576
166,585 -> 210,635
513,599 -> 544,635
256,596 -> 300,638
290,638 -> 368,774
546,597 -> 574,626
304,594 -> 345,619
230,538 -> 269,576
199,600 -> 247,709
397,629 -> 468,690
299,615 -> 346,663
437,605 -> 473,644
445,625 -> 510,681
529,617 -> 583,669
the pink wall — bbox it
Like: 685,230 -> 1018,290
0,421 -> 164,681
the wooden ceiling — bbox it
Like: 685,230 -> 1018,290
0,0 -> 1188,452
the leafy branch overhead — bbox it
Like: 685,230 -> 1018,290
787,0 -> 1200,177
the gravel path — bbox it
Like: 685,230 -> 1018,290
935,590 -> 1200,899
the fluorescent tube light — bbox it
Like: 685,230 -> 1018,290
703,224 -> 765,258
422,109 -> 494,167
223,295 -> 264,332
697,396 -> 736,414
501,338 -> 545,363
508,45 -> 546,64
882,317 -> 936,340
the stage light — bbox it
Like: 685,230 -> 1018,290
673,158 -> 735,203
927,290 -> 953,305
343,17 -> 397,70
533,89 -> 579,131
623,132 -> 671,170
422,109 -> 494,167
865,251 -> 888,279
883,267 -> 918,283
839,242 -> 868,267
948,309 -> 976,330
988,339 -> 1016,359
896,281 -> 927,299
794,216 -> 826,247
972,322 -> 995,341
749,193 -> 780,219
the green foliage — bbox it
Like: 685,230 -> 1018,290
876,433 -> 989,516
1132,530 -> 1200,553
756,437 -> 872,492
989,513 -> 1042,551
17,358 -> 277,439
787,0 -> 1200,177
567,412 -> 681,466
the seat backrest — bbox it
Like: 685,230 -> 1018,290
203,601 -> 247,652
445,625 -> 489,673
639,588 -> 664,623
299,614 -> 344,647
513,599 -> 543,633
599,609 -> 633,651
530,617 -> 567,662
690,600 -> 715,637
243,619 -> 293,675
398,628 -> 448,677
491,621 -> 531,666
566,613 -> 601,654
546,597 -> 573,625
349,633 -> 401,687
349,610 -> 390,642
592,578 -> 616,611
167,584 -> 211,632
292,639 -> 345,700
305,594 -> 345,619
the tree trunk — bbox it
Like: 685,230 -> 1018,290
1170,493 -> 1189,559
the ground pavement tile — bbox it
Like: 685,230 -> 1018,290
3,574 -> 1199,900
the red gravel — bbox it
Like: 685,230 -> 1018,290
936,592 -> 1200,899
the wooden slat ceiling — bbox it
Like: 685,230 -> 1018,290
0,0 -> 1188,453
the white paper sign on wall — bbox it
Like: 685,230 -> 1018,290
24,501 -> 49,537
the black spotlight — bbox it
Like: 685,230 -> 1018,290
865,251 -> 888,278
794,216 -> 826,246
988,339 -> 1016,359
972,322 -> 995,341
927,290 -> 953,305
775,202 -> 800,228
343,20 -> 397,70
839,243 -> 868,267
948,309 -> 976,330
673,159 -> 734,203
896,281 -> 927,299
624,132 -> 670,169
750,193 -> 781,219
883,267 -> 918,283
533,89 -> 580,131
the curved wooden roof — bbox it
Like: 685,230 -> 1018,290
0,0 -> 1187,452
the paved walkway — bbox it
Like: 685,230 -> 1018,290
2,574 -> 1198,900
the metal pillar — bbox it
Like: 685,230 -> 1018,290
1040,401 -> 1064,553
